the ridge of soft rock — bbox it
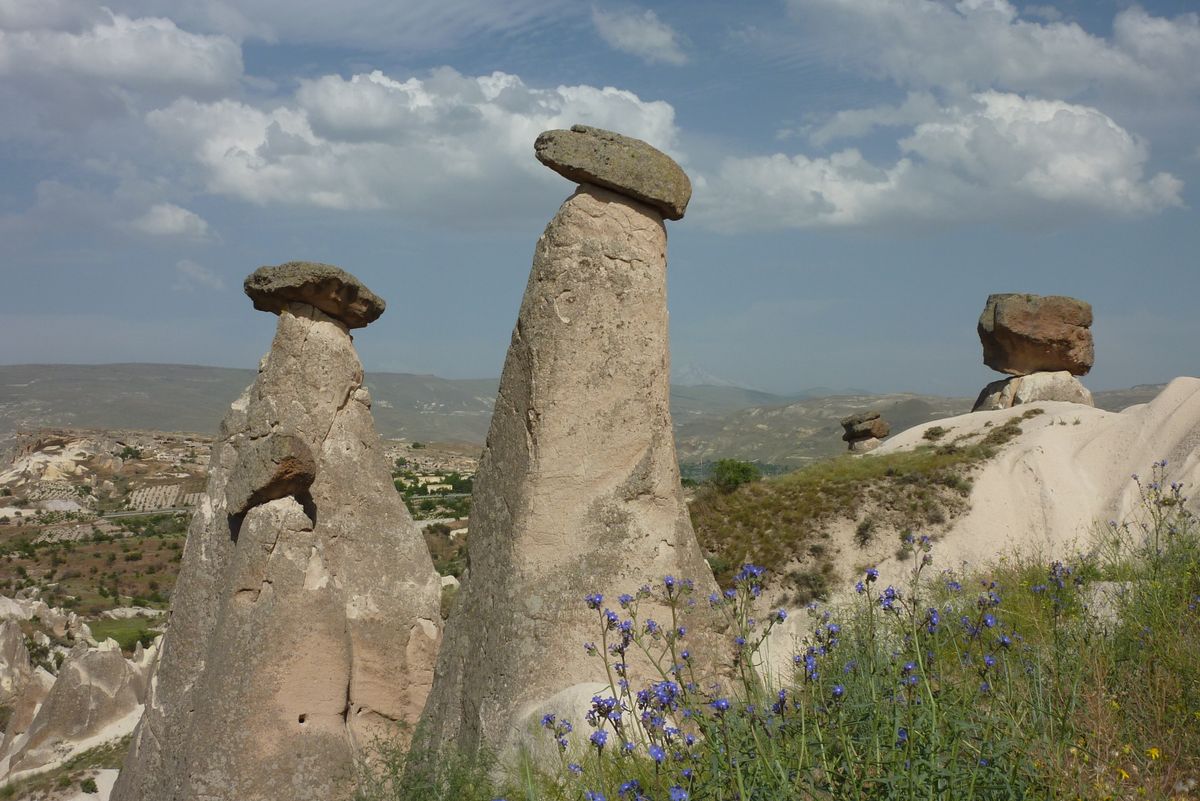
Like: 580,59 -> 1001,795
244,261 -> 386,329
534,124 -> 692,220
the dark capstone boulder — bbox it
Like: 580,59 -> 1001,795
534,125 -> 692,220
841,412 -> 890,442
244,262 -> 385,329
978,293 -> 1093,376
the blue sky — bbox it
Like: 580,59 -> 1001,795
2,0 -> 1197,395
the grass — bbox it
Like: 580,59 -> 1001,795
0,736 -> 128,800
88,617 -> 159,652
359,459 -> 1198,801
0,527 -> 184,615
689,410 -> 1044,602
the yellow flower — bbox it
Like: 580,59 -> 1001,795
1146,747 -> 1161,760
1118,768 -> 1131,781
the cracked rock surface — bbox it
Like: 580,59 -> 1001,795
112,273 -> 441,801
978,293 -> 1094,376
244,261 -> 386,329
535,125 -> 692,220
419,182 -> 720,762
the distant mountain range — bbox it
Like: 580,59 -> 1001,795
0,364 -> 1168,467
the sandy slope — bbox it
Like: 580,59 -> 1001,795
876,376 -> 1200,571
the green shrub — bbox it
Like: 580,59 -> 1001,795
708,459 -> 763,493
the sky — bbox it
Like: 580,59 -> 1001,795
1,0 -> 1198,396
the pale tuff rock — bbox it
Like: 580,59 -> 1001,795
0,619 -> 32,705
244,261 -> 386,329
978,293 -> 1094,376
535,125 -> 692,220
112,265 -> 442,801
849,437 -> 883,453
419,167 -> 720,761
973,371 -> 1095,412
4,640 -> 150,776
0,666 -> 55,770
0,597 -> 32,622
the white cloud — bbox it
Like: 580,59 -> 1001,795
1022,4 -> 1061,23
807,92 -> 942,146
592,6 -> 687,65
697,92 -> 1182,231
148,67 -> 681,220
0,6 -> 242,91
130,202 -> 212,239
786,0 -> 1199,99
107,0 -> 570,51
1111,5 -> 1200,87
0,0 -> 107,32
173,259 -> 224,291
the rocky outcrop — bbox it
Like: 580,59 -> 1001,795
972,294 -> 1096,413
0,666 -> 55,769
243,261 -> 386,328
3,640 -> 151,777
978,293 -> 1094,376
973,371 -> 1095,412
0,620 -> 32,705
112,264 -> 442,801
841,412 -> 890,453
535,125 -> 692,220
419,126 -> 720,762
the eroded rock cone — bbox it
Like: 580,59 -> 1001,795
419,126 -> 720,762
112,264 -> 442,801
6,640 -> 150,777
978,293 -> 1094,376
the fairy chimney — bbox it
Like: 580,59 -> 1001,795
112,262 -> 442,801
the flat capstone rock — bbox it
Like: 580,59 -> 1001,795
244,262 -> 385,329
534,125 -> 692,220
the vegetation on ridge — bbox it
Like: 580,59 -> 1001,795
690,409 -> 1044,602
359,461 -> 1200,800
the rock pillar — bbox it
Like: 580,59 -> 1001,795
419,126 -> 722,761
112,262 -> 442,801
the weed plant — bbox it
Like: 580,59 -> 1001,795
542,463 -> 1196,799
365,462 -> 1198,800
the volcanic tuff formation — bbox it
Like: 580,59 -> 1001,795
419,126 -> 721,760
973,294 -> 1096,413
112,264 -> 442,801
974,370 -> 1095,412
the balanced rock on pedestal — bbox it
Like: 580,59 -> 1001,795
112,263 -> 442,801
841,412 -> 890,453
973,293 -> 1096,413
978,293 -> 1093,376
419,126 -> 720,761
